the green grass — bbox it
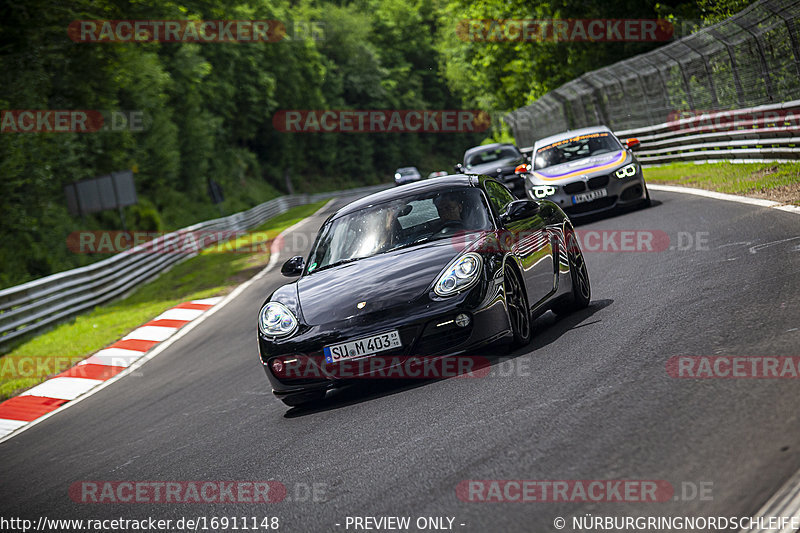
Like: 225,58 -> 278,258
0,200 -> 327,401
644,162 -> 800,204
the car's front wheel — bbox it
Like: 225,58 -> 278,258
504,264 -> 532,347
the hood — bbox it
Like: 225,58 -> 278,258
296,238 -> 465,325
532,150 -> 629,182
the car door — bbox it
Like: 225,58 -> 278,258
483,180 -> 556,309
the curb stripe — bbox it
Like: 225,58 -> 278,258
57,364 -> 125,381
0,396 -> 69,421
0,198 -> 333,443
174,302 -> 214,310
0,299 -> 219,438
145,319 -> 191,329
109,339 -> 159,352
121,326 -> 178,342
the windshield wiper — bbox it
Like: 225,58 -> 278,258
312,256 -> 362,273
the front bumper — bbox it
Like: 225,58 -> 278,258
259,284 -> 512,397
526,170 -> 647,217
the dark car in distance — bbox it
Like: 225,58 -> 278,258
455,143 -> 527,198
257,175 -> 590,407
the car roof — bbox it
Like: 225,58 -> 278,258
332,175 -> 480,219
464,142 -> 518,158
533,126 -> 615,151
396,166 -> 419,172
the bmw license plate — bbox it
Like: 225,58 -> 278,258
572,188 -> 608,204
324,330 -> 402,363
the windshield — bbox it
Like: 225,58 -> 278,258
465,146 -> 521,168
398,168 -> 417,176
306,188 -> 492,273
534,131 -> 622,170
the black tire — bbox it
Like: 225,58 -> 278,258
504,264 -> 532,347
552,230 -> 591,315
642,183 -> 652,208
280,391 -> 325,407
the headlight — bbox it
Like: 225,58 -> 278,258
615,163 -> 638,179
434,253 -> 483,297
529,185 -> 557,198
394,173 -> 401,180
259,302 -> 298,337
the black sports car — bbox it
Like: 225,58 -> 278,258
257,175 -> 591,407
455,143 -> 527,198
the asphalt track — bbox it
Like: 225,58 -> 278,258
1,189 -> 799,532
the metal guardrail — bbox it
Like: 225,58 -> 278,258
0,184 -> 390,349
614,100 -> 800,164
506,0 -> 800,156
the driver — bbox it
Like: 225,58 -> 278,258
433,192 -> 466,231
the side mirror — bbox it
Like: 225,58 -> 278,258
625,138 -> 641,151
281,255 -> 305,277
500,200 -> 540,224
453,163 -> 464,174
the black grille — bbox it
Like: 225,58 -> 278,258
415,319 -> 473,355
563,182 -> 585,194
565,195 -> 618,215
587,175 -> 609,189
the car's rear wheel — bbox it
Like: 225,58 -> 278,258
504,264 -> 532,347
552,230 -> 591,315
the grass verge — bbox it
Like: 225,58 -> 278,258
644,162 -> 800,205
0,200 -> 327,401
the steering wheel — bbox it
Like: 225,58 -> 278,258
436,220 -> 464,234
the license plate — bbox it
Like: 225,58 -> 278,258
572,188 -> 608,204
323,330 -> 402,363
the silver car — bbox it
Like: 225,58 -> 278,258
523,126 -> 650,217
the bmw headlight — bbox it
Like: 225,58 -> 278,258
434,253 -> 483,297
615,163 -> 638,179
530,185 -> 557,199
259,302 -> 298,337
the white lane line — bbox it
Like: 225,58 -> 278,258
648,184 -> 799,213
20,377 -> 104,401
0,199 -> 335,445
154,308 -> 205,321
121,326 -> 178,342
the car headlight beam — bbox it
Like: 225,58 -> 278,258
434,253 -> 483,297
615,163 -> 637,179
259,302 -> 298,337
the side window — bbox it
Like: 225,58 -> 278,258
484,180 -> 515,216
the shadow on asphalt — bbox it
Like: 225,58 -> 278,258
570,200 -> 662,226
282,298 -> 614,419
